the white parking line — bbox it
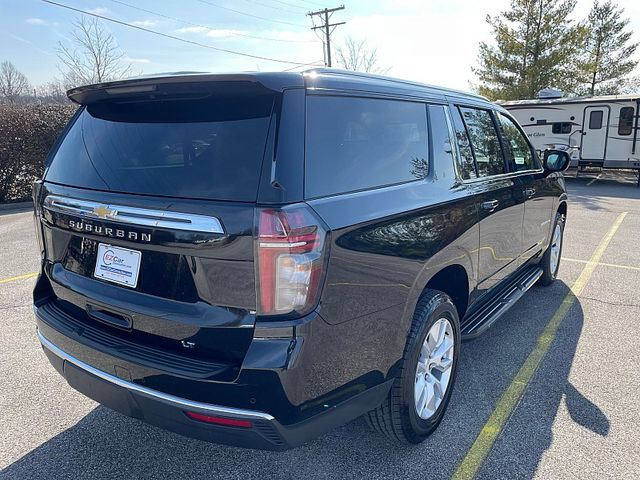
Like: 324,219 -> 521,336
586,174 -> 601,186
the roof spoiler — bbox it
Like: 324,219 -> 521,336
66,72 -> 304,105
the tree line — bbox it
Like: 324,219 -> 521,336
475,0 -> 639,100
0,16 -> 133,202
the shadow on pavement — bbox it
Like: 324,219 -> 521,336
564,178 -> 640,212
564,383 -> 609,437
2,282 -> 608,480
565,173 -> 640,208
0,205 -> 33,216
477,284 -> 608,479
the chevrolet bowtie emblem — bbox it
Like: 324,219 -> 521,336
92,206 -> 115,219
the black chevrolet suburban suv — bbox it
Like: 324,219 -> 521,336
32,69 -> 570,450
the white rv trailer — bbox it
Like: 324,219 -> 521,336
501,95 -> 640,176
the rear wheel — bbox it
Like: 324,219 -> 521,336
538,212 -> 565,286
366,289 -> 461,444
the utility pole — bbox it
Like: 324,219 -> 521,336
308,6 -> 345,67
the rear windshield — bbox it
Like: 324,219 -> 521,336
45,93 -> 275,201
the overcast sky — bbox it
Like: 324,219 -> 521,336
1,0 -> 639,91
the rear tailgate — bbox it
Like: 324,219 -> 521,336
34,81 -> 278,380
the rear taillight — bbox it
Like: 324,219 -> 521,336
255,205 -> 328,317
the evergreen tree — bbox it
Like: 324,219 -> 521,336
576,1 -> 638,96
474,0 -> 585,100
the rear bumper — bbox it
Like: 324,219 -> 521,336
38,329 -> 290,450
37,327 -> 393,450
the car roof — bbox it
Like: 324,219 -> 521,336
67,68 -> 491,106
302,68 -> 489,103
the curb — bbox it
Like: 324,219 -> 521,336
0,200 -> 33,212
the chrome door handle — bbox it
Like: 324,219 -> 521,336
524,188 -> 536,198
481,200 -> 499,211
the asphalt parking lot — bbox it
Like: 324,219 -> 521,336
1,173 -> 639,479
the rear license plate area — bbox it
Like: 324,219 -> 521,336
94,243 -> 141,288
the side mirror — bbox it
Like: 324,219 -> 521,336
543,149 -> 571,173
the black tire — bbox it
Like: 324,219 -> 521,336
538,212 -> 565,286
365,289 -> 461,444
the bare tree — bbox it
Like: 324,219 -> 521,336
57,16 -> 133,88
0,61 -> 31,103
335,37 -> 389,74
36,80 -> 70,104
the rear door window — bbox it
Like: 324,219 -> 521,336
429,104 -> 456,177
45,93 -> 275,201
459,107 -> 506,177
305,95 -> 429,198
450,107 -> 477,180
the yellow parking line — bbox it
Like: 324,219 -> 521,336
452,211 -> 627,480
563,257 -> 640,272
0,272 -> 38,284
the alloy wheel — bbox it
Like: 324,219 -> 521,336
550,223 -> 562,274
414,317 -> 455,420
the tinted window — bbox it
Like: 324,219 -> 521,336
498,114 -> 536,171
45,94 -> 274,201
619,107 -> 634,135
552,122 -> 572,134
450,107 -> 477,180
459,107 -> 505,177
429,105 -> 455,177
305,96 -> 429,198
589,110 -> 603,129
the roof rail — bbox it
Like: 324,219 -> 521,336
302,67 -> 489,101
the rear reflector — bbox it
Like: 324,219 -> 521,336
184,411 -> 252,428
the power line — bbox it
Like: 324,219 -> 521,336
241,0 -> 307,13
281,59 -> 325,71
106,0 -> 317,44
267,0 -> 310,11
254,0 -> 309,12
40,0 -> 324,66
300,0 -> 326,7
242,0 -> 288,12
308,5 -> 345,67
196,0 -> 308,28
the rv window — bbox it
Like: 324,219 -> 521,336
459,107 -> 506,177
497,113 -> 536,171
619,107 -> 634,136
552,122 -> 572,134
589,110 -> 603,129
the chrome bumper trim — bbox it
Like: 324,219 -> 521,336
43,195 -> 224,234
37,329 -> 274,421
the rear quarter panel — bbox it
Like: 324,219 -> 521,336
307,167 -> 479,381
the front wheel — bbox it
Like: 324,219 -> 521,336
538,212 -> 565,286
366,289 -> 461,444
